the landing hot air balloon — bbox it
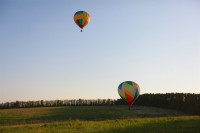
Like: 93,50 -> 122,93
74,11 -> 90,32
118,81 -> 140,110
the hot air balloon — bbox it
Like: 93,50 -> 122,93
118,81 -> 140,110
74,11 -> 90,32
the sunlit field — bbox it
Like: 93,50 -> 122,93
0,106 -> 199,133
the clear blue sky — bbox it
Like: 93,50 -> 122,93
0,0 -> 199,102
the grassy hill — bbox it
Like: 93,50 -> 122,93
0,105 -> 199,133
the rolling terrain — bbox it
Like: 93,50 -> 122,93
0,105 -> 199,133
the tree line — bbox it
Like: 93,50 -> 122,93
134,93 -> 200,115
0,93 -> 199,115
0,99 -> 122,108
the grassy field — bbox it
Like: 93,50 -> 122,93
0,105 -> 199,133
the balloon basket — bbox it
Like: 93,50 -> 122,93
128,102 -> 133,110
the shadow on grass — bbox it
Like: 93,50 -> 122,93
0,106 -> 188,125
32,105 -> 187,122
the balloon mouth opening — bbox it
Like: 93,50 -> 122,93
127,102 -> 133,110
128,102 -> 133,107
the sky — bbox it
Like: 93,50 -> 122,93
0,0 -> 200,102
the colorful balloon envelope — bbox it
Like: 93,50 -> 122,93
74,11 -> 90,32
118,81 -> 140,110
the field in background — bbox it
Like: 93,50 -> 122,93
0,106 -> 200,132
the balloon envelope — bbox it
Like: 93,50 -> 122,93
74,11 -> 90,30
118,81 -> 140,108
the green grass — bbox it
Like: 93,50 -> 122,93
0,105 -> 199,133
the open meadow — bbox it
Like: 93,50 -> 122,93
1,0 -> 199,133
0,105 -> 199,133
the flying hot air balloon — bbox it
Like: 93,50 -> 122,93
118,81 -> 140,110
74,11 -> 90,32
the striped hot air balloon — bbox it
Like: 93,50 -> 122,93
74,11 -> 90,32
118,81 -> 140,110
